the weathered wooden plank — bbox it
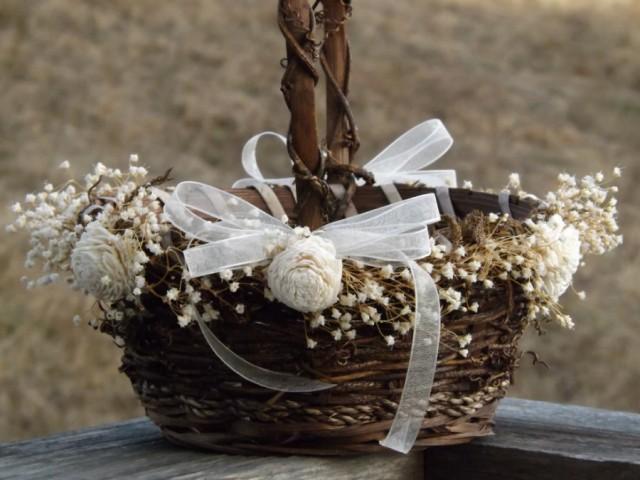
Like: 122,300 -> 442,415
2,398 -> 638,480
425,397 -> 640,480
0,418 -> 422,480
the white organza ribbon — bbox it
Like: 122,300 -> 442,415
232,118 -> 457,189
164,181 -> 442,453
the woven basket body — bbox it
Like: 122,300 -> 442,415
102,185 -> 536,455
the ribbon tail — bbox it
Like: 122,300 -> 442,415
195,312 -> 336,393
379,260 -> 441,454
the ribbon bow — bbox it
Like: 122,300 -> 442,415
164,182 -> 442,454
232,118 -> 456,189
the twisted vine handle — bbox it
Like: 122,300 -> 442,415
278,0 -> 368,228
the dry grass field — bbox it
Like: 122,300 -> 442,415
1,0 -> 638,442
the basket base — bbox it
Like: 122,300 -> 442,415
145,401 -> 498,456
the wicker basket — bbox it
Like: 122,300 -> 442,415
101,2 -> 538,455
100,186 -> 536,455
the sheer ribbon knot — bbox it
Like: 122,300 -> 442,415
232,118 -> 456,190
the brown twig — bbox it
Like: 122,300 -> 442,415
278,0 -> 325,229
319,0 -> 359,166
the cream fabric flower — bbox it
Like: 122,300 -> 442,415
267,236 -> 342,313
71,222 -> 138,302
535,214 -> 582,301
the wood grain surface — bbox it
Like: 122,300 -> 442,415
2,398 -> 638,479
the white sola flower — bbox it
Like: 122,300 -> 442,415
71,222 -> 138,302
267,236 -> 342,313
533,214 -> 582,301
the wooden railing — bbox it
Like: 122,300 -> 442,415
1,398 -> 638,479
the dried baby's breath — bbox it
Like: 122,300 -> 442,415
7,165 -> 622,340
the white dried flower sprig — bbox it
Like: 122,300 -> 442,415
7,157 -> 168,305
6,180 -> 89,287
157,266 -> 268,328
425,169 -> 622,330
541,171 -> 623,257
300,261 -> 418,348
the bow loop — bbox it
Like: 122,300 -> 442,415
318,194 -> 440,262
365,118 -> 453,174
234,132 -> 294,188
164,182 -> 291,277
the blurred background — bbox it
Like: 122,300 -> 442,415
1,0 -> 638,442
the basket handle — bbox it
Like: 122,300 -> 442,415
277,0 -> 361,228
